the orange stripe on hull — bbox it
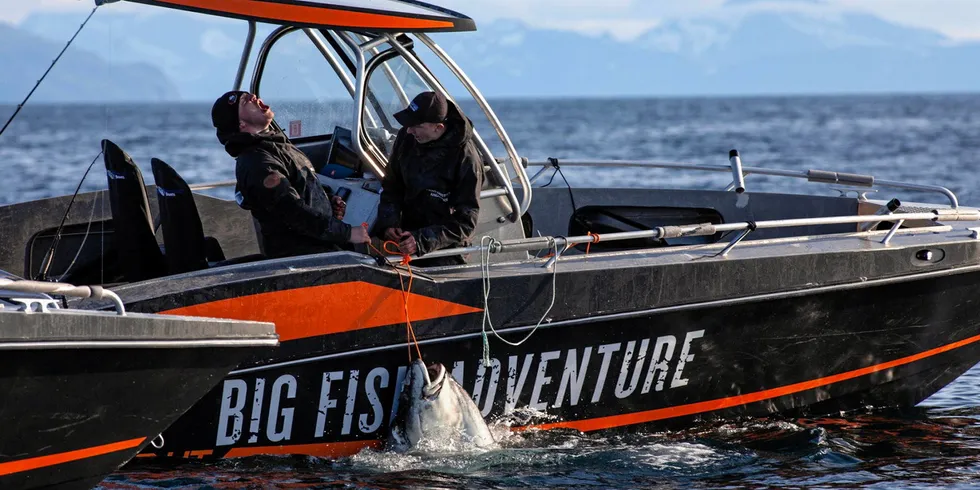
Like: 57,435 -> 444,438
225,440 -> 380,459
0,437 -> 146,476
522,332 -> 980,433
150,0 -> 455,30
162,281 -> 482,342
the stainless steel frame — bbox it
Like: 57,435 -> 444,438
410,208 -> 980,262
233,21 -> 256,90
380,33 -> 524,220
0,278 -> 125,314
529,159 -> 960,209
416,33 -> 532,213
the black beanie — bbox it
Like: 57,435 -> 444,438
211,90 -> 247,134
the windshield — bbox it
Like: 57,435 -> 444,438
361,41 -> 432,155
257,29 -> 355,139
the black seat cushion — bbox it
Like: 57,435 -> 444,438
151,157 -> 225,275
102,139 -> 167,281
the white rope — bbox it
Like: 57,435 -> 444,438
480,235 -> 559,367
57,190 -> 101,282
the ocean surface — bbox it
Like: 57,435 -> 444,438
4,94 -> 980,488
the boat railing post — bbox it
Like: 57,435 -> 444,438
860,198 -> 902,232
881,219 -> 907,245
729,149 -> 746,194
720,224 -> 755,257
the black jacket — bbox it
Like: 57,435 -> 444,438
376,103 -> 484,255
221,129 -> 351,259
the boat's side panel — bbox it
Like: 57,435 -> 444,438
0,190 -> 259,280
138,265 -> 980,459
120,239 -> 980,370
0,346 -> 263,490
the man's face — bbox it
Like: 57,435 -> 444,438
406,122 -> 445,144
238,92 -> 274,131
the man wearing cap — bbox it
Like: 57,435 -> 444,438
211,90 -> 370,258
375,91 -> 484,266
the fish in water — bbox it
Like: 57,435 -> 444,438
387,359 -> 496,452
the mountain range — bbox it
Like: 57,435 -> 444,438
2,7 -> 979,103
0,21 -> 177,103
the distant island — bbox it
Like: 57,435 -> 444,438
3,9 -> 980,103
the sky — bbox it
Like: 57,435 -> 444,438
2,0 -> 980,42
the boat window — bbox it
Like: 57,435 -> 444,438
362,42 -> 432,153
257,30 -> 355,140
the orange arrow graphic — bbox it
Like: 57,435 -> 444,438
162,281 -> 482,342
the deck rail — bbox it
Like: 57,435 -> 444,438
406,208 -> 980,266
527,157 -> 960,209
0,279 -> 125,315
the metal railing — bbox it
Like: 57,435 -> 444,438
0,279 -> 125,315
416,33 -> 531,217
380,33 -> 524,222
528,158 -> 960,209
401,208 -> 980,266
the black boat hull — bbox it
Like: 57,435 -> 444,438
122,245 -> 980,460
0,306 -> 277,490
0,348 -> 258,489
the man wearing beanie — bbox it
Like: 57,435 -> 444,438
374,91 -> 484,267
211,90 -> 369,258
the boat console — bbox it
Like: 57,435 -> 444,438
317,174 -> 381,231
303,125 -> 384,231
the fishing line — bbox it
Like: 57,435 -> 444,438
369,235 -> 424,363
56,192 -> 102,282
37,150 -> 104,281
0,7 -> 100,139
480,235 -> 559,366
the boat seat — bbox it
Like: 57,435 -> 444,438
102,139 -> 167,282
150,158 -> 228,275
150,158 -> 269,273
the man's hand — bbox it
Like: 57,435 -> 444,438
331,195 -> 346,220
349,225 -> 370,244
384,227 -> 404,242
398,232 -> 418,256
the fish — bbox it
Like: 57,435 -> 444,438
386,359 -> 496,452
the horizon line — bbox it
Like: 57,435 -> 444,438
3,89 -> 980,107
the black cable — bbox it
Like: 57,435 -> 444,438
0,7 -> 100,139
540,168 -> 559,188
546,157 -> 578,211
556,166 -> 578,212
37,150 -> 104,281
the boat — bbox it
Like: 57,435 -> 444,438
0,275 -> 278,489
1,0 -> 980,461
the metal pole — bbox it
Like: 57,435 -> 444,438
417,33 -> 531,216
381,33 -> 522,221
526,159 -> 959,208
233,21 -> 256,90
393,209 -> 980,262
729,149 -> 746,194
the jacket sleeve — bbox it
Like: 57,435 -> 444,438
239,151 -> 352,243
413,148 -> 483,255
375,129 -> 408,235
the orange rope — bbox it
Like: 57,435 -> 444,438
368,233 -> 423,363
586,232 -> 601,255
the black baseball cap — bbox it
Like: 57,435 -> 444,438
393,91 -> 448,127
211,90 -> 247,134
